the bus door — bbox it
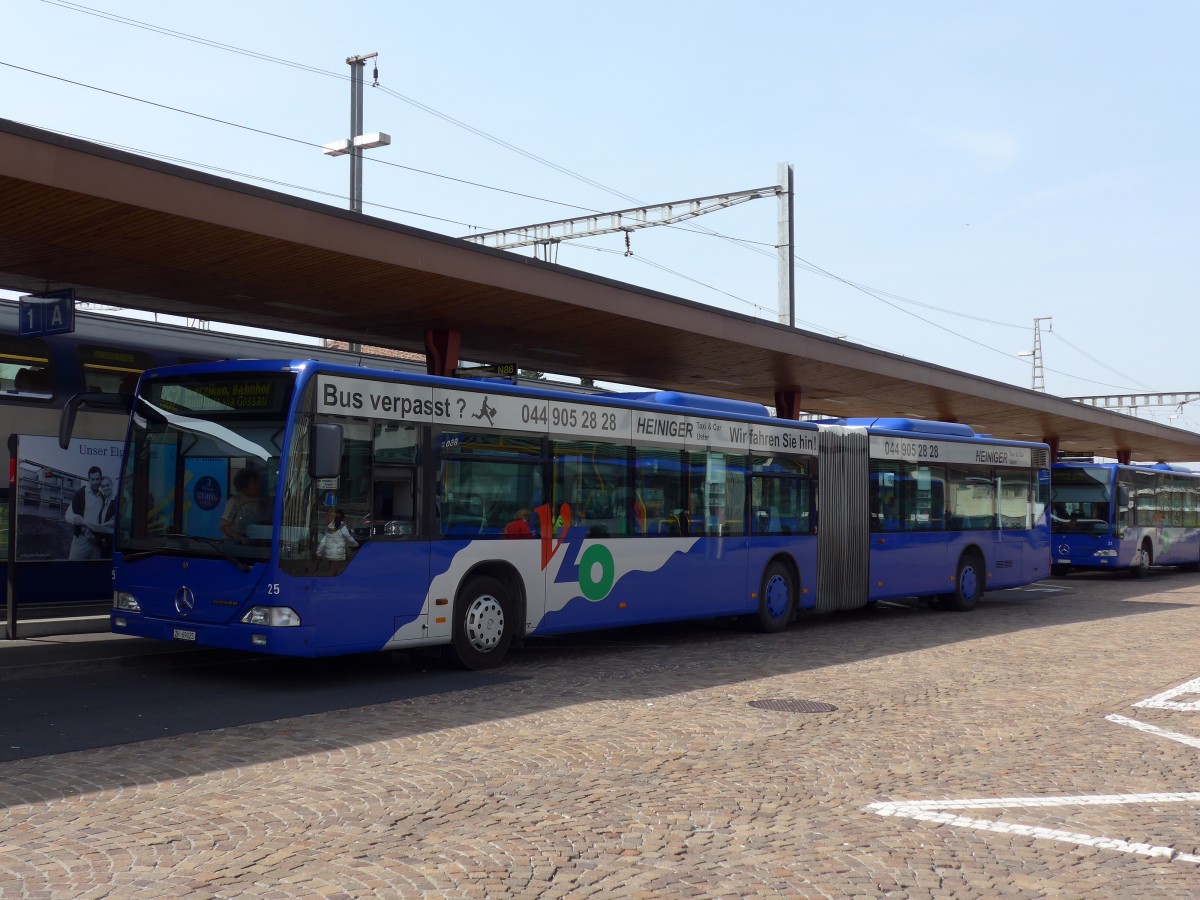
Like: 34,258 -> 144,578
994,469 -> 1033,583
868,463 -> 950,599
307,420 -> 430,651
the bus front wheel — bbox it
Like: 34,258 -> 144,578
942,552 -> 984,612
750,561 -> 795,633
451,576 -> 514,670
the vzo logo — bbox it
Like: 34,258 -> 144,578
535,503 -> 616,602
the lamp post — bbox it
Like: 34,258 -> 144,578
322,52 -> 391,213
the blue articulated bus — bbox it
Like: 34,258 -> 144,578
1050,461 -> 1200,577
97,359 -> 1051,668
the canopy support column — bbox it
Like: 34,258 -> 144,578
774,389 -> 802,420
424,328 -> 460,378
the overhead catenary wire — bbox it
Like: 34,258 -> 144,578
14,7 -> 1057,335
0,62 -> 1030,337
36,0 -> 643,205
8,7 -> 1161,401
1048,329 -> 1152,392
0,61 -> 609,215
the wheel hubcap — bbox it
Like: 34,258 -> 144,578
465,595 -> 504,652
960,565 -> 979,600
765,574 -> 790,619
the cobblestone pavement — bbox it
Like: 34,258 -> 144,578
3,572 -> 1200,898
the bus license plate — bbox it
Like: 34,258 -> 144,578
1057,558 -> 1070,564
173,628 -> 196,642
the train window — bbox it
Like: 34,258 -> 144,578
0,336 -> 54,399
78,345 -> 155,394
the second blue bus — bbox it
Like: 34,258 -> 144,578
1051,460 -> 1200,576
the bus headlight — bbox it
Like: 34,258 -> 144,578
241,606 -> 301,627
1093,549 -> 1119,557
114,591 -> 141,612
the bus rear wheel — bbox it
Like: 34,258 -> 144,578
451,576 -> 514,670
941,552 -> 984,612
749,561 -> 795,633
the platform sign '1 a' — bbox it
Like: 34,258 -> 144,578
18,289 -> 75,337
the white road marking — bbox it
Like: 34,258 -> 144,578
1106,714 -> 1200,748
867,795 -> 1200,863
1133,676 -> 1200,711
867,676 -> 1200,865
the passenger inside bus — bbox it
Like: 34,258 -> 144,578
221,467 -> 265,543
503,508 -> 534,539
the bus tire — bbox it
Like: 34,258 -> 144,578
451,576 -> 514,670
750,560 -> 795,633
1051,564 -> 1070,577
944,551 -> 984,612
1130,542 -> 1152,578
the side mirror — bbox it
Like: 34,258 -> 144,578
59,392 -> 133,449
311,423 -> 343,479
1116,484 -> 1131,508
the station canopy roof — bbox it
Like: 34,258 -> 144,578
2,117 -> 1199,463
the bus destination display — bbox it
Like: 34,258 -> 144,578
155,378 -> 286,414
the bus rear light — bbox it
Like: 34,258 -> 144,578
241,606 -> 301,627
114,592 -> 141,613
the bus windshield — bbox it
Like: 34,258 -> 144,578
116,372 -> 296,566
1050,465 -> 1112,535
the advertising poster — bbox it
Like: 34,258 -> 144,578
185,457 -> 229,540
14,435 -> 124,562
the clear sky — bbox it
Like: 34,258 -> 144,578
3,1 -> 1198,426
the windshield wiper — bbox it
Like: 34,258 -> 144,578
165,532 -> 253,573
122,548 -> 165,562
